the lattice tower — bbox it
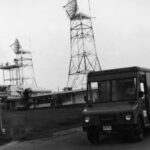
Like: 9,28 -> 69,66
64,0 -> 101,89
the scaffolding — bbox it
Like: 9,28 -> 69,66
0,39 -> 37,89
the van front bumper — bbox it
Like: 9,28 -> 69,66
83,124 -> 137,134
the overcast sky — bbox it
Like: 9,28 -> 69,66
0,0 -> 150,91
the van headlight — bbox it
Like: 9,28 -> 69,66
83,108 -> 87,112
125,114 -> 132,121
85,116 -> 90,123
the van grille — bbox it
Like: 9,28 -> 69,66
99,114 -> 116,123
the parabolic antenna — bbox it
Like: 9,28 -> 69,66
64,0 -> 78,20
10,39 -> 21,54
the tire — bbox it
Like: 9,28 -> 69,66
135,117 -> 144,141
87,128 -> 99,144
128,117 -> 144,142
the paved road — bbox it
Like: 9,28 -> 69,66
1,130 -> 150,150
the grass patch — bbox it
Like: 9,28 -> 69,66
2,104 -> 85,140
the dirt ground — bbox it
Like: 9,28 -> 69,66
1,129 -> 150,150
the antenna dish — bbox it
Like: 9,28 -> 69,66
10,39 -> 21,54
64,0 -> 78,20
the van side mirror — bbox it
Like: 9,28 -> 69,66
84,96 -> 88,103
139,91 -> 144,98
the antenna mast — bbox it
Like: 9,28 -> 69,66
64,0 -> 101,89
88,0 -> 91,14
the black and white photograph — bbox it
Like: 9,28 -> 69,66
0,0 -> 150,149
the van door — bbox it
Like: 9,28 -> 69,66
139,74 -> 150,123
145,73 -> 150,120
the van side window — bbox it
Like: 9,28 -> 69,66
139,80 -> 145,99
140,83 -> 145,93
90,82 -> 99,102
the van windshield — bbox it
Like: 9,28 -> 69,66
88,78 -> 136,103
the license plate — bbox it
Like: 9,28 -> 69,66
102,125 -> 112,131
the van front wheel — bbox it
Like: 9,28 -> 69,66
135,117 -> 144,141
87,128 -> 99,144
126,117 -> 144,142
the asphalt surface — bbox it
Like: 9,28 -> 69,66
1,129 -> 150,150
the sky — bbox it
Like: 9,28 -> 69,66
0,0 -> 150,91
